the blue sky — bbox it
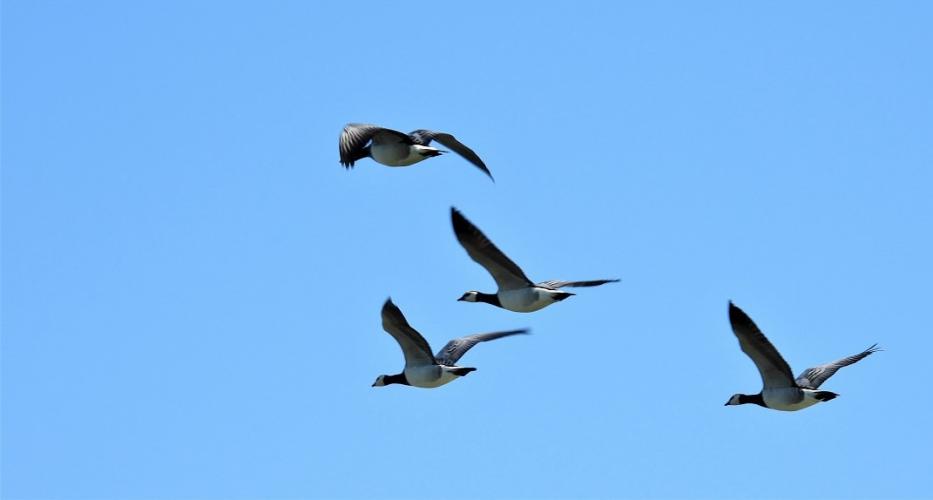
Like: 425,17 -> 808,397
3,1 -> 932,498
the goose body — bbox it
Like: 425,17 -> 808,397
496,287 -> 574,313
370,142 -> 440,167
398,365 -> 469,389
725,301 -> 880,411
339,123 -> 492,180
372,298 -> 528,389
451,207 -> 618,313
761,387 -> 834,411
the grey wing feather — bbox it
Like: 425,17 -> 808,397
410,129 -> 493,180
435,329 -> 529,366
408,129 -> 434,146
728,302 -> 797,389
451,207 -> 534,291
381,298 -> 436,368
340,124 -> 411,167
537,279 -> 620,289
795,344 -> 881,389
339,124 -> 382,168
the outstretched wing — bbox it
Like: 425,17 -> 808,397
728,302 -> 797,389
409,129 -> 493,180
381,298 -> 436,368
434,329 -> 529,366
795,344 -> 881,389
451,207 -> 533,291
537,279 -> 620,289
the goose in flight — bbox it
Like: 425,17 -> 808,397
372,298 -> 528,388
339,123 -> 492,180
451,207 -> 619,313
725,301 -> 880,411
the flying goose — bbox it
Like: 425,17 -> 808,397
372,298 -> 528,388
725,301 -> 880,411
339,123 -> 493,180
451,207 -> 619,313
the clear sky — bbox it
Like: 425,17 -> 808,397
3,2 -> 932,499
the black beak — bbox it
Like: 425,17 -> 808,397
457,297 -> 465,301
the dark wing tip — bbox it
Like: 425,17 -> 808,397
380,298 -> 401,331
496,328 -> 532,336
728,300 -> 741,314
728,301 -> 753,327
430,131 -> 493,181
450,208 -> 486,247
468,159 -> 494,181
450,206 -> 471,232
474,163 -> 494,182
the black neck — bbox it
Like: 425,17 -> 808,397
384,373 -> 410,386
740,393 -> 766,407
476,292 -> 502,307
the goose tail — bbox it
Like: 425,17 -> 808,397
450,367 -> 477,377
815,391 -> 838,402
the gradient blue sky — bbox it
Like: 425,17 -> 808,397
3,2 -> 932,499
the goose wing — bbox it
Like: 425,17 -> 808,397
537,279 -> 620,289
451,207 -> 533,291
795,344 -> 881,389
728,302 -> 797,389
339,124 -> 410,167
409,129 -> 493,180
434,329 -> 529,366
381,298 -> 436,368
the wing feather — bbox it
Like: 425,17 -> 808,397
410,129 -> 493,180
434,329 -> 529,366
339,124 -> 411,167
451,208 -> 533,291
381,298 -> 436,368
339,124 -> 381,168
537,279 -> 620,289
795,344 -> 881,389
728,302 -> 797,389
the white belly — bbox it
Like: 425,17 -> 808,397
762,388 -> 822,411
371,143 -> 429,166
404,365 -> 460,388
498,288 -> 557,313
